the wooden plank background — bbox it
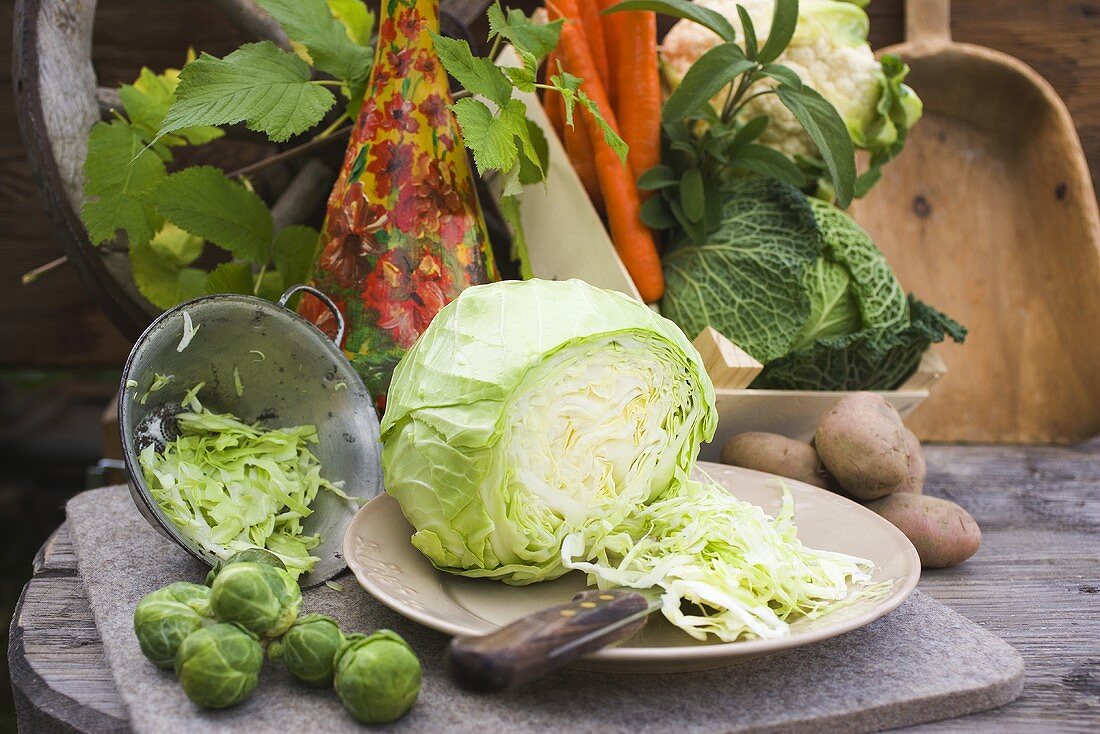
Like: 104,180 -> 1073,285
2,0 -> 1098,368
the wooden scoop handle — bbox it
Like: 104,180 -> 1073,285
906,0 -> 952,45
445,589 -> 651,692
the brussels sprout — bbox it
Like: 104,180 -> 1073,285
174,623 -> 263,709
133,597 -> 207,669
205,548 -> 287,586
144,581 -> 213,616
334,630 -> 421,724
268,614 -> 345,688
210,562 -> 301,637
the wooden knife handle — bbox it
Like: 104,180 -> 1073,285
445,589 -> 650,692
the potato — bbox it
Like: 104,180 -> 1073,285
897,429 -> 926,494
815,393 -> 911,500
865,494 -> 981,568
720,432 -> 835,490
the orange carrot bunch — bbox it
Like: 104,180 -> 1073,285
543,0 -> 664,302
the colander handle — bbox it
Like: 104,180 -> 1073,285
279,285 -> 346,347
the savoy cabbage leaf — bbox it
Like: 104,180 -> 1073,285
793,196 -> 908,348
661,176 -> 820,362
753,296 -> 967,390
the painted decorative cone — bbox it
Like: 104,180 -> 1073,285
303,0 -> 498,404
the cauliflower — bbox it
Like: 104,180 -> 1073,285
661,0 -> 920,164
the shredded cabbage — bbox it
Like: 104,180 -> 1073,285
177,311 -> 198,352
141,373 -> 174,405
564,479 -> 883,641
138,406 -> 350,578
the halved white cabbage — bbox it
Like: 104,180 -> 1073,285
381,279 -> 715,584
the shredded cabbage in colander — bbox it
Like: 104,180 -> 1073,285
138,407 -> 350,578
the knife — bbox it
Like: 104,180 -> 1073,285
444,587 -> 662,692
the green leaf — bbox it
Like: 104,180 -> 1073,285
641,194 -> 677,229
736,5 -> 758,59
503,49 -> 538,93
487,2 -> 563,60
777,84 -> 856,207
516,119 -> 549,186
854,166 -> 883,198
326,0 -> 375,46
662,44 -> 752,123
255,269 -> 287,301
160,42 -> 336,143
497,164 -> 524,198
119,66 -> 224,147
149,223 -> 204,266
577,91 -> 628,165
147,166 -> 274,262
549,70 -> 582,127
431,32 -> 513,108
130,237 -> 207,309
759,62 -> 802,90
733,144 -> 805,187
451,98 -> 518,175
204,262 -> 255,296
680,167 -> 705,223
501,99 -> 544,181
272,225 -> 320,287
732,115 -> 769,147
603,0 -> 737,43
256,0 -> 373,84
637,164 -> 680,190
82,120 -> 167,246
498,194 -> 534,279
756,0 -> 799,64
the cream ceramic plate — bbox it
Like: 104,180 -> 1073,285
344,461 -> 920,673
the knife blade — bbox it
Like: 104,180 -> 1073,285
444,587 -> 662,692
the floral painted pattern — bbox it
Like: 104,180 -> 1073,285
304,0 -> 497,402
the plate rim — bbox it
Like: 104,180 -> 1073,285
343,466 -> 921,662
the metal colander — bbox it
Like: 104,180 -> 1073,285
118,285 -> 383,587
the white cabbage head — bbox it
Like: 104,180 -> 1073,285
381,279 -> 716,584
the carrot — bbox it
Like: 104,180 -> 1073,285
614,10 -> 662,191
564,112 -> 605,212
597,0 -> 624,109
542,51 -> 565,140
578,0 -> 611,92
555,0 -> 664,302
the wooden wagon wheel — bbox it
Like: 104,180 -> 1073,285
13,0 -> 526,341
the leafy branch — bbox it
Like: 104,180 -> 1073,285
80,0 -> 374,310
607,0 -> 857,245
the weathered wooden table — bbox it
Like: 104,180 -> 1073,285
9,442 -> 1100,732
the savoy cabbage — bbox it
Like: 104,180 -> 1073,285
661,175 -> 965,390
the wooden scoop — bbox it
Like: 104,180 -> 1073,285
851,0 -> 1100,443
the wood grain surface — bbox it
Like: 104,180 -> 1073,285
851,0 -> 1100,445
4,0 -> 1100,368
9,441 -> 1100,732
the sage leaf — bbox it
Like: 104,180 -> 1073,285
776,84 -> 856,206
662,44 -> 752,123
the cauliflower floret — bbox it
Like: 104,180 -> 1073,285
661,0 -> 882,159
